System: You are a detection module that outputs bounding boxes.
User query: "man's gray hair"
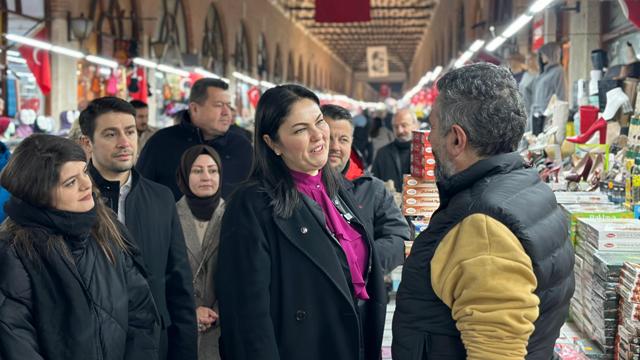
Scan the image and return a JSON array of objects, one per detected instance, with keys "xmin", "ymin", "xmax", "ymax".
[{"xmin": 435, "ymin": 62, "xmax": 526, "ymax": 157}]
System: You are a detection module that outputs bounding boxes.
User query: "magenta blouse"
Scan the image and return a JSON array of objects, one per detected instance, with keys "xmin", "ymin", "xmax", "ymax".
[{"xmin": 291, "ymin": 170, "xmax": 370, "ymax": 300}]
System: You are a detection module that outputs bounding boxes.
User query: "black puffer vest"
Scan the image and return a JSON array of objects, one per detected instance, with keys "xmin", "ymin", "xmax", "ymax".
[{"xmin": 392, "ymin": 152, "xmax": 575, "ymax": 360}]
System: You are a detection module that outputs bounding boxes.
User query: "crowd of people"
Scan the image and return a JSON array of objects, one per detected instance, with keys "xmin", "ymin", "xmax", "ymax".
[{"xmin": 0, "ymin": 63, "xmax": 573, "ymax": 360}]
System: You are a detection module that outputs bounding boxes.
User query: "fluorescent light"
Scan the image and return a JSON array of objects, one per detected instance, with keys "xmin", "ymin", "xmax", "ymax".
[
  {"xmin": 86, "ymin": 55, "xmax": 118, "ymax": 68},
  {"xmin": 530, "ymin": 0, "xmax": 555, "ymax": 14},
  {"xmin": 454, "ymin": 51, "xmax": 474, "ymax": 68},
  {"xmin": 157, "ymin": 64, "xmax": 190, "ymax": 77},
  {"xmin": 431, "ymin": 66, "xmax": 443, "ymax": 81},
  {"xmin": 469, "ymin": 39, "xmax": 486, "ymax": 52},
  {"xmin": 5, "ymin": 33, "xmax": 52, "ymax": 51},
  {"xmin": 486, "ymin": 36, "xmax": 508, "ymax": 52},
  {"xmin": 502, "ymin": 14, "xmax": 533, "ymax": 38},
  {"xmin": 221, "ymin": 77, "xmax": 230, "ymax": 84},
  {"xmin": 7, "ymin": 50, "xmax": 20, "ymax": 57},
  {"xmin": 194, "ymin": 67, "xmax": 220, "ymax": 79},
  {"xmin": 7, "ymin": 56, "xmax": 26, "ymax": 64},
  {"xmin": 133, "ymin": 57, "xmax": 158, "ymax": 69},
  {"xmin": 98, "ymin": 67, "xmax": 111, "ymax": 76},
  {"xmin": 155, "ymin": 72, "xmax": 164, "ymax": 79},
  {"xmin": 232, "ymin": 71, "xmax": 259, "ymax": 86},
  {"xmin": 260, "ymin": 80, "xmax": 276, "ymax": 88},
  {"xmin": 51, "ymin": 46, "xmax": 84, "ymax": 58}
]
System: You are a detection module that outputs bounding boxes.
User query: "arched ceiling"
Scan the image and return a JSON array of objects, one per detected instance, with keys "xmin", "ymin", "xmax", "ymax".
[{"xmin": 278, "ymin": 0, "xmax": 438, "ymax": 73}]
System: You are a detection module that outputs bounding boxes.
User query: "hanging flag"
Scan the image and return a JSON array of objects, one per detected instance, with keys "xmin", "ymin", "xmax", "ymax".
[
  {"xmin": 315, "ymin": 0, "xmax": 370, "ymax": 23},
  {"xmin": 618, "ymin": 0, "xmax": 640, "ymax": 28},
  {"xmin": 18, "ymin": 27, "xmax": 51, "ymax": 95},
  {"xmin": 247, "ymin": 86, "xmax": 261, "ymax": 108},
  {"xmin": 532, "ymin": 17, "xmax": 544, "ymax": 52}
]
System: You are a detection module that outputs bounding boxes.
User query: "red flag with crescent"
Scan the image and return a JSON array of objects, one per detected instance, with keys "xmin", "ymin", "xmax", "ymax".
[{"xmin": 18, "ymin": 28, "xmax": 51, "ymax": 95}]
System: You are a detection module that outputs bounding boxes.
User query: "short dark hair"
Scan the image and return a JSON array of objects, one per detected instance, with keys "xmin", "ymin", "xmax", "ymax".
[
  {"xmin": 320, "ymin": 104, "xmax": 353, "ymax": 124},
  {"xmin": 435, "ymin": 63, "xmax": 526, "ymax": 157},
  {"xmin": 79, "ymin": 97, "xmax": 136, "ymax": 140},
  {"xmin": 129, "ymin": 100, "xmax": 148, "ymax": 109},
  {"xmin": 189, "ymin": 78, "xmax": 229, "ymax": 105},
  {"xmin": 252, "ymin": 84, "xmax": 340, "ymax": 218}
]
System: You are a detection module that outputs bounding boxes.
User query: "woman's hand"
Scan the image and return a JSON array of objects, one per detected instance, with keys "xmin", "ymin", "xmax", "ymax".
[{"xmin": 196, "ymin": 306, "xmax": 219, "ymax": 332}]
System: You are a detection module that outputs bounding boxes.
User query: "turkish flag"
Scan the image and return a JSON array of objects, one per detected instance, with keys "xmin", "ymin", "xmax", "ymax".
[
  {"xmin": 315, "ymin": 0, "xmax": 370, "ymax": 23},
  {"xmin": 248, "ymin": 86, "xmax": 261, "ymax": 108},
  {"xmin": 18, "ymin": 28, "xmax": 51, "ymax": 95},
  {"xmin": 618, "ymin": 0, "xmax": 640, "ymax": 28}
]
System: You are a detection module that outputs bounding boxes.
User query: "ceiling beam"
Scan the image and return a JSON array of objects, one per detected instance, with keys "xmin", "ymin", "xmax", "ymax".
[
  {"xmin": 285, "ymin": 4, "xmax": 435, "ymax": 11},
  {"xmin": 296, "ymin": 15, "xmax": 430, "ymax": 21}
]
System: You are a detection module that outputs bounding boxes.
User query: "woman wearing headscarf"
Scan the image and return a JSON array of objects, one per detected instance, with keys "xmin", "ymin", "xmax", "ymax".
[
  {"xmin": 216, "ymin": 84, "xmax": 386, "ymax": 360},
  {"xmin": 175, "ymin": 144, "xmax": 225, "ymax": 360},
  {"xmin": 0, "ymin": 134, "xmax": 159, "ymax": 360}
]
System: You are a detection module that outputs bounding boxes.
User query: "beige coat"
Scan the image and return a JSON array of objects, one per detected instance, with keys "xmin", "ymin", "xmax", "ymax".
[{"xmin": 176, "ymin": 197, "xmax": 225, "ymax": 360}]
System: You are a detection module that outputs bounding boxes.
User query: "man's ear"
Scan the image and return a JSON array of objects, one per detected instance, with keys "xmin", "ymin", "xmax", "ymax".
[
  {"xmin": 79, "ymin": 135, "xmax": 93, "ymax": 155},
  {"xmin": 447, "ymin": 124, "xmax": 468, "ymax": 157},
  {"xmin": 262, "ymin": 134, "xmax": 281, "ymax": 156}
]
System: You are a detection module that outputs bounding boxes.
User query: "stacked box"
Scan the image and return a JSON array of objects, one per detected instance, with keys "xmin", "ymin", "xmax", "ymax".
[
  {"xmin": 560, "ymin": 204, "xmax": 633, "ymax": 247},
  {"xmin": 578, "ymin": 219, "xmax": 640, "ymax": 252},
  {"xmin": 555, "ymin": 191, "xmax": 612, "ymax": 205},
  {"xmin": 410, "ymin": 130, "xmax": 435, "ymax": 180},
  {"xmin": 402, "ymin": 175, "xmax": 439, "ymax": 218},
  {"xmin": 617, "ymin": 262, "xmax": 640, "ymax": 360},
  {"xmin": 402, "ymin": 175, "xmax": 439, "ymax": 256},
  {"xmin": 572, "ymin": 219, "xmax": 640, "ymax": 357}
]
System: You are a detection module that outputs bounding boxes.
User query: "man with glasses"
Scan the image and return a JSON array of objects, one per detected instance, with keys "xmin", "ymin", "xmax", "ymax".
[{"xmin": 138, "ymin": 78, "xmax": 252, "ymax": 200}]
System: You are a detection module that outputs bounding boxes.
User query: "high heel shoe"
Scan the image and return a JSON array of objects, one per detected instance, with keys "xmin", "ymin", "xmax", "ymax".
[
  {"xmin": 587, "ymin": 153, "xmax": 605, "ymax": 191},
  {"xmin": 540, "ymin": 165, "xmax": 561, "ymax": 183},
  {"xmin": 566, "ymin": 155, "xmax": 593, "ymax": 182},
  {"xmin": 566, "ymin": 118, "xmax": 608, "ymax": 144}
]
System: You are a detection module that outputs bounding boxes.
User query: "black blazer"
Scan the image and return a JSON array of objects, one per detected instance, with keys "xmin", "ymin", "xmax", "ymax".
[
  {"xmin": 91, "ymin": 166, "xmax": 197, "ymax": 360},
  {"xmin": 216, "ymin": 181, "xmax": 386, "ymax": 360}
]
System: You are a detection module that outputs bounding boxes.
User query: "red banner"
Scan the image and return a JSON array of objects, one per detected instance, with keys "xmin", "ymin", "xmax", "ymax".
[
  {"xmin": 532, "ymin": 18, "xmax": 544, "ymax": 52},
  {"xmin": 315, "ymin": 0, "xmax": 371, "ymax": 23},
  {"xmin": 619, "ymin": 0, "xmax": 640, "ymax": 28},
  {"xmin": 18, "ymin": 28, "xmax": 51, "ymax": 95}
]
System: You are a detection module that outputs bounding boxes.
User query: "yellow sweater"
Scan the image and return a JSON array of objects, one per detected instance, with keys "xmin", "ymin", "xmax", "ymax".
[{"xmin": 430, "ymin": 213, "xmax": 540, "ymax": 359}]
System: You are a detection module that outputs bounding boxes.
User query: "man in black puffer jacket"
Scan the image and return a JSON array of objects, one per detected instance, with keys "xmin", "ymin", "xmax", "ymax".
[{"xmin": 392, "ymin": 63, "xmax": 574, "ymax": 360}]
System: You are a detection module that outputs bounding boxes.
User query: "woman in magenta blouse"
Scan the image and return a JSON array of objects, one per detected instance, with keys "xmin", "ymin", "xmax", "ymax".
[{"xmin": 216, "ymin": 84, "xmax": 386, "ymax": 360}]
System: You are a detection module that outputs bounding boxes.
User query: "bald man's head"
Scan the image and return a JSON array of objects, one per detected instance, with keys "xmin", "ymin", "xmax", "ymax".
[{"xmin": 393, "ymin": 109, "xmax": 419, "ymax": 142}]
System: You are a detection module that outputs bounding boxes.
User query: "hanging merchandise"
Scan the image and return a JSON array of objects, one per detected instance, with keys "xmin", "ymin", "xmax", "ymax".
[
  {"xmin": 18, "ymin": 27, "xmax": 51, "ymax": 95},
  {"xmin": 128, "ymin": 66, "xmax": 148, "ymax": 103},
  {"xmin": 106, "ymin": 70, "xmax": 118, "ymax": 96},
  {"xmin": 6, "ymin": 77, "xmax": 18, "ymax": 118},
  {"xmin": 128, "ymin": 66, "xmax": 140, "ymax": 93}
]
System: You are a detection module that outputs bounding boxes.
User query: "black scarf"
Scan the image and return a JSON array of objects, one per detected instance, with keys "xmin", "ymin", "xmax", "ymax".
[
  {"xmin": 176, "ymin": 145, "xmax": 223, "ymax": 221},
  {"xmin": 4, "ymin": 196, "xmax": 101, "ymax": 360}
]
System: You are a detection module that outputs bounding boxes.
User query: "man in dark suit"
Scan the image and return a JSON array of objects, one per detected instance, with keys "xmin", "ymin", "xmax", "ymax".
[{"xmin": 79, "ymin": 97, "xmax": 197, "ymax": 360}]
